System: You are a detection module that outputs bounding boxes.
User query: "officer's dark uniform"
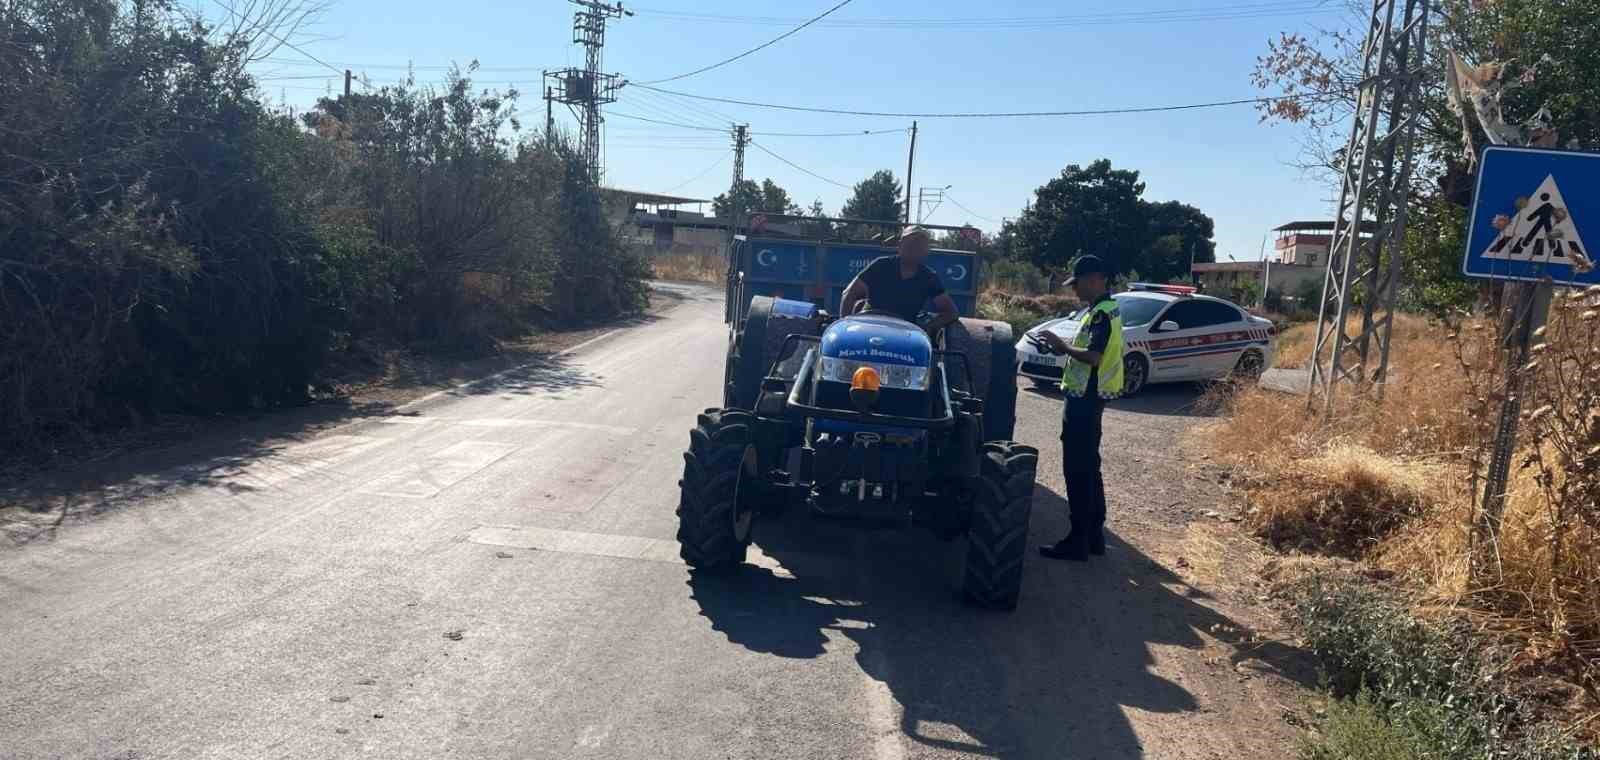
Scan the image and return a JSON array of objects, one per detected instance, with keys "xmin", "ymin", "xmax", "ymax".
[
  {"xmin": 1054, "ymin": 297, "xmax": 1112, "ymax": 558},
  {"xmin": 1039, "ymin": 256, "xmax": 1124, "ymax": 562}
]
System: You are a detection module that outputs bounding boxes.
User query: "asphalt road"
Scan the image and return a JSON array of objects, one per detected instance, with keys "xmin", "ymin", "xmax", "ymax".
[{"xmin": 0, "ymin": 283, "xmax": 1302, "ymax": 760}]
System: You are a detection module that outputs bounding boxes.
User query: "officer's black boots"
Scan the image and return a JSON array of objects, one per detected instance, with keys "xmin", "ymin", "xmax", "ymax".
[{"xmin": 1039, "ymin": 536, "xmax": 1089, "ymax": 562}]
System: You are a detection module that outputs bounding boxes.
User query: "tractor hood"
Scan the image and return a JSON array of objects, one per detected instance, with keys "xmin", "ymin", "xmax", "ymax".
[{"xmin": 820, "ymin": 314, "xmax": 932, "ymax": 367}]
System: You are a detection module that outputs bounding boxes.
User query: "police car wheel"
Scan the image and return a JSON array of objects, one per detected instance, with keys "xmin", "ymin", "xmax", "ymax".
[
  {"xmin": 1122, "ymin": 354, "xmax": 1149, "ymax": 397},
  {"xmin": 677, "ymin": 409, "xmax": 757, "ymax": 570},
  {"xmin": 962, "ymin": 441, "xmax": 1038, "ymax": 611},
  {"xmin": 1233, "ymin": 350, "xmax": 1265, "ymax": 380},
  {"xmin": 1030, "ymin": 378, "xmax": 1057, "ymax": 393}
]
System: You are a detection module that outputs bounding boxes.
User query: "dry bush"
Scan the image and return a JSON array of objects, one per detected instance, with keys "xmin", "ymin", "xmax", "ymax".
[
  {"xmin": 1274, "ymin": 323, "xmax": 1317, "ymax": 368},
  {"xmin": 1248, "ymin": 445, "xmax": 1442, "ymax": 557},
  {"xmin": 651, "ymin": 252, "xmax": 724, "ymax": 285},
  {"xmin": 1203, "ymin": 296, "xmax": 1600, "ymax": 726},
  {"xmin": 981, "ymin": 290, "xmax": 1080, "ymax": 316}
]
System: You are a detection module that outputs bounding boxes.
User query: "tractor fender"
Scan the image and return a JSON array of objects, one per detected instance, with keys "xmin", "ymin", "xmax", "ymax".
[
  {"xmin": 942, "ymin": 318, "xmax": 1018, "ymax": 442},
  {"xmin": 729, "ymin": 296, "xmax": 820, "ymax": 410}
]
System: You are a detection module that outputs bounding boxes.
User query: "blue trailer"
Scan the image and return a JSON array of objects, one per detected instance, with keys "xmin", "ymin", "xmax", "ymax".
[{"xmin": 724, "ymin": 235, "xmax": 979, "ymax": 327}]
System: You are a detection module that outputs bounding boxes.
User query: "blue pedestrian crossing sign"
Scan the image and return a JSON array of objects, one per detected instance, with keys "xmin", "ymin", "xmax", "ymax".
[{"xmin": 1463, "ymin": 145, "xmax": 1600, "ymax": 286}]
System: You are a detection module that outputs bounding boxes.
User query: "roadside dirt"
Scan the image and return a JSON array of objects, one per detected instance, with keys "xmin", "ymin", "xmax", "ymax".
[{"xmin": 1003, "ymin": 382, "xmax": 1324, "ymax": 757}]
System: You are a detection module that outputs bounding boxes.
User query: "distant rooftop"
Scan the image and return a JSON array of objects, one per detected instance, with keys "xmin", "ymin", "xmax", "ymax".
[
  {"xmin": 1193, "ymin": 260, "xmax": 1322, "ymax": 271},
  {"xmin": 601, "ymin": 187, "xmax": 709, "ymax": 206},
  {"xmin": 1192, "ymin": 261, "xmax": 1265, "ymax": 272},
  {"xmin": 1273, "ymin": 220, "xmax": 1380, "ymax": 233}
]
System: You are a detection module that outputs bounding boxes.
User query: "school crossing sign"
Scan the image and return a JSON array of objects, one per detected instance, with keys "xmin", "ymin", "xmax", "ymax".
[{"xmin": 1463, "ymin": 146, "xmax": 1600, "ymax": 286}]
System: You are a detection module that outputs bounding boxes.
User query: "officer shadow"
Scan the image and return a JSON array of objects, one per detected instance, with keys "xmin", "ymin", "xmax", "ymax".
[{"xmin": 685, "ymin": 486, "xmax": 1311, "ymax": 759}]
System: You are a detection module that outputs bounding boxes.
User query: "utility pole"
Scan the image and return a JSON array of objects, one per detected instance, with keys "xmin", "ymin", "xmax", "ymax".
[
  {"xmin": 916, "ymin": 185, "xmax": 950, "ymax": 224},
  {"xmin": 1257, "ymin": 234, "xmax": 1270, "ymax": 307},
  {"xmin": 343, "ymin": 69, "xmax": 352, "ymax": 98},
  {"xmin": 544, "ymin": 0, "xmax": 631, "ymax": 182},
  {"xmin": 1308, "ymin": 0, "xmax": 1431, "ymax": 412},
  {"xmin": 543, "ymin": 71, "xmax": 554, "ymax": 140},
  {"xmin": 902, "ymin": 121, "xmax": 918, "ymax": 226},
  {"xmin": 729, "ymin": 124, "xmax": 750, "ymax": 237}
]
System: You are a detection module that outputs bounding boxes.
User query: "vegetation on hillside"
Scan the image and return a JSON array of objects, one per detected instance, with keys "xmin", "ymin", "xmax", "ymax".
[{"xmin": 0, "ymin": 0, "xmax": 647, "ymax": 454}]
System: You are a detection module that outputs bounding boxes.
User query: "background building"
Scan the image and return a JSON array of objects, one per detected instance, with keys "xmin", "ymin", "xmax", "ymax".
[{"xmin": 1189, "ymin": 220, "xmax": 1374, "ymax": 310}]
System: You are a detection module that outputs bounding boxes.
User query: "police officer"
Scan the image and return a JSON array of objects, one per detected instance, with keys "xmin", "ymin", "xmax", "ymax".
[{"xmin": 1033, "ymin": 255, "xmax": 1124, "ymax": 561}]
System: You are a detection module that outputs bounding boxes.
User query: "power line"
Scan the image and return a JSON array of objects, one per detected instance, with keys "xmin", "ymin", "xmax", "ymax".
[
  {"xmin": 662, "ymin": 152, "xmax": 732, "ymax": 193},
  {"xmin": 630, "ymin": 83, "xmax": 1344, "ymax": 119},
  {"xmin": 627, "ymin": 88, "xmax": 736, "ymax": 129},
  {"xmin": 629, "ymin": 1, "xmax": 1334, "ymax": 29},
  {"xmin": 206, "ymin": 0, "xmax": 358, "ymax": 85},
  {"xmin": 759, "ymin": 126, "xmax": 908, "ymax": 138},
  {"xmin": 940, "ymin": 195, "xmax": 1000, "ymax": 224},
  {"xmin": 261, "ymin": 57, "xmax": 556, "ymax": 73},
  {"xmin": 605, "ymin": 145, "xmax": 729, "ymax": 152},
  {"xmin": 256, "ymin": 74, "xmax": 347, "ymax": 81},
  {"xmin": 749, "ymin": 141, "xmax": 850, "ymax": 189},
  {"xmin": 633, "ymin": 0, "xmax": 854, "ymax": 85},
  {"xmin": 608, "ymin": 111, "xmax": 905, "ymax": 138},
  {"xmin": 608, "ymin": 111, "xmax": 726, "ymax": 132}
]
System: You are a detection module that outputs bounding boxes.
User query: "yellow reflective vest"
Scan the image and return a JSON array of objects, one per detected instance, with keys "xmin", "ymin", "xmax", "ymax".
[{"xmin": 1060, "ymin": 298, "xmax": 1125, "ymax": 399}]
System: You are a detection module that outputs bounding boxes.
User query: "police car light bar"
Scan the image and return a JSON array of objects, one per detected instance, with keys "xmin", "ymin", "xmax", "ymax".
[{"xmin": 1127, "ymin": 282, "xmax": 1197, "ymax": 296}]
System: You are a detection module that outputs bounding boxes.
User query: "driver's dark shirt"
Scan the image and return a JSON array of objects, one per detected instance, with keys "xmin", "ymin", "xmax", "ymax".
[{"xmin": 858, "ymin": 255, "xmax": 945, "ymax": 322}]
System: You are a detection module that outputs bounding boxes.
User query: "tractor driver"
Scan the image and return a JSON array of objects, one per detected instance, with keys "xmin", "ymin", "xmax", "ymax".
[{"xmin": 839, "ymin": 226, "xmax": 960, "ymax": 337}]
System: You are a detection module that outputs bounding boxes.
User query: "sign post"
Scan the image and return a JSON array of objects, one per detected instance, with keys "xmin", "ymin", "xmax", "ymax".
[{"xmin": 1462, "ymin": 146, "xmax": 1600, "ymax": 573}]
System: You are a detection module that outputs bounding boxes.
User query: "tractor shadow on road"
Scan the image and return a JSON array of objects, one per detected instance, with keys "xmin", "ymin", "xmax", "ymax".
[{"xmin": 687, "ymin": 487, "xmax": 1313, "ymax": 759}]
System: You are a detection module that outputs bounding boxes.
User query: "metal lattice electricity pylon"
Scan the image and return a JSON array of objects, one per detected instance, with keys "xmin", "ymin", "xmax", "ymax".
[
  {"xmin": 1309, "ymin": 0, "xmax": 1431, "ymax": 413},
  {"xmin": 544, "ymin": 0, "xmax": 630, "ymax": 182}
]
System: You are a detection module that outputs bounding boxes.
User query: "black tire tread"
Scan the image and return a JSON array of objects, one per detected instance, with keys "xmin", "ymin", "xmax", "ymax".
[
  {"xmin": 963, "ymin": 440, "xmax": 1037, "ymax": 610},
  {"xmin": 1122, "ymin": 353, "xmax": 1149, "ymax": 397},
  {"xmin": 676, "ymin": 409, "xmax": 754, "ymax": 569}
]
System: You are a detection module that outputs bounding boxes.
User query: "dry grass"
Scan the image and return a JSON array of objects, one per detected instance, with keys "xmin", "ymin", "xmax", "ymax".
[
  {"xmin": 1200, "ymin": 302, "xmax": 1600, "ymax": 734},
  {"xmin": 1247, "ymin": 444, "xmax": 1443, "ymax": 557},
  {"xmin": 650, "ymin": 252, "xmax": 723, "ymax": 284},
  {"xmin": 1273, "ymin": 322, "xmax": 1316, "ymax": 368},
  {"xmin": 976, "ymin": 290, "xmax": 1081, "ymax": 338},
  {"xmin": 1271, "ymin": 314, "xmax": 1444, "ymax": 370}
]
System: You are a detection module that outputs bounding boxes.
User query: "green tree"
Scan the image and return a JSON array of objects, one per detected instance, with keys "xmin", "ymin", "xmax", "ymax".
[
  {"xmin": 1010, "ymin": 159, "xmax": 1149, "ymax": 274},
  {"xmin": 798, "ymin": 199, "xmax": 833, "ymax": 238},
  {"xmin": 713, "ymin": 177, "xmax": 800, "ymax": 220},
  {"xmin": 0, "ymin": 0, "xmax": 648, "ymax": 452},
  {"xmin": 1293, "ymin": 277, "xmax": 1324, "ymax": 314},
  {"xmin": 841, "ymin": 169, "xmax": 904, "ymax": 223},
  {"xmin": 1140, "ymin": 200, "xmax": 1216, "ymax": 280}
]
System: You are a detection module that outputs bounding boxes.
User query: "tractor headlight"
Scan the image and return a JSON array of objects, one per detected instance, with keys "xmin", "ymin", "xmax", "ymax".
[{"xmin": 820, "ymin": 357, "xmax": 929, "ymax": 390}]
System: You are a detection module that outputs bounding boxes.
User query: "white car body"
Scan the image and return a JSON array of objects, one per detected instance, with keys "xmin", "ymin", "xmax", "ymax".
[{"xmin": 1013, "ymin": 287, "xmax": 1277, "ymax": 395}]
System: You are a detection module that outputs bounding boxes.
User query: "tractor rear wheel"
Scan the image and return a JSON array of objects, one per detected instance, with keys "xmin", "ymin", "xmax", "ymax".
[
  {"xmin": 677, "ymin": 409, "xmax": 758, "ymax": 570},
  {"xmin": 962, "ymin": 441, "xmax": 1038, "ymax": 611}
]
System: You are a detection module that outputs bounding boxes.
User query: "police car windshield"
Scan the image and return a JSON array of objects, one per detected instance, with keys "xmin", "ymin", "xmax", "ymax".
[{"xmin": 1113, "ymin": 294, "xmax": 1167, "ymax": 328}]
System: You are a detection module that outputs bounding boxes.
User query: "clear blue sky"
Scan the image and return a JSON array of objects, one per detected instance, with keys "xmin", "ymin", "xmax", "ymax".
[{"xmin": 250, "ymin": 0, "xmax": 1345, "ymax": 260}]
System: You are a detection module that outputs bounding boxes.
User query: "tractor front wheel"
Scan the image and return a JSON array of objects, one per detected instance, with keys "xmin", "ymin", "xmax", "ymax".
[
  {"xmin": 961, "ymin": 441, "xmax": 1038, "ymax": 611},
  {"xmin": 677, "ymin": 409, "xmax": 758, "ymax": 570}
]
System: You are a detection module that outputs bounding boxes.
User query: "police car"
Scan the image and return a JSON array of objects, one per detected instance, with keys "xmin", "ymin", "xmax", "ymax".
[{"xmin": 1014, "ymin": 283, "xmax": 1277, "ymax": 395}]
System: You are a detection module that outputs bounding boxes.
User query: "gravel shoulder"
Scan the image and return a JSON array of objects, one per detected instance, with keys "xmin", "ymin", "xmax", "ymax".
[{"xmin": 1007, "ymin": 381, "xmax": 1321, "ymax": 758}]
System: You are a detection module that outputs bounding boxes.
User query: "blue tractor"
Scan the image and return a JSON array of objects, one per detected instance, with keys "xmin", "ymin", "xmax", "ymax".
[{"xmin": 676, "ymin": 235, "xmax": 1037, "ymax": 610}]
